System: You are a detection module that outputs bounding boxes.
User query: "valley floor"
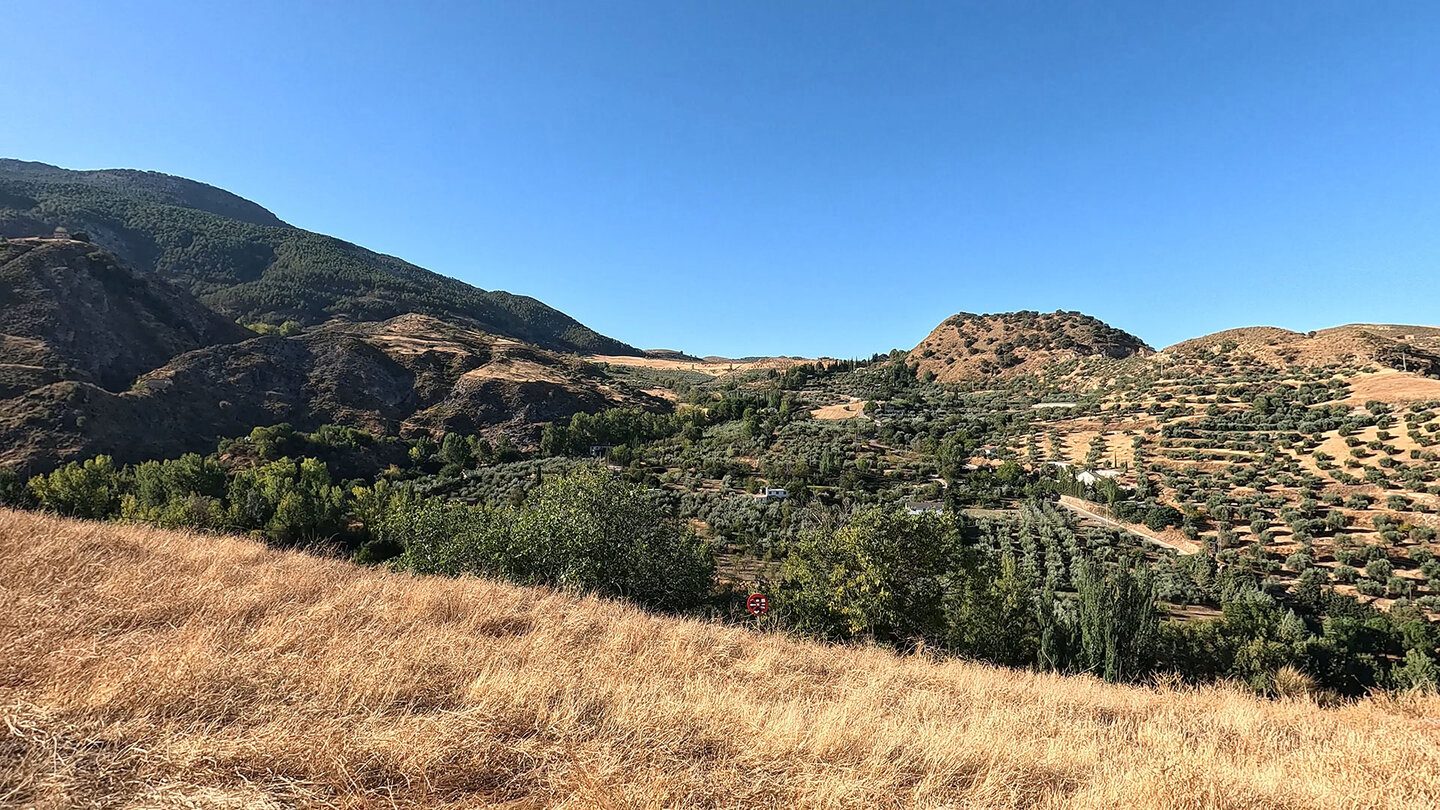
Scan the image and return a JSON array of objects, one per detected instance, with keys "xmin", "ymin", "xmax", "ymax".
[{"xmin": 3, "ymin": 509, "xmax": 1440, "ymax": 809}]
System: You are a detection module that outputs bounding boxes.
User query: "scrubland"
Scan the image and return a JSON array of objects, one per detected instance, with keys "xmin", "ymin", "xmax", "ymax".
[{"xmin": 3, "ymin": 508, "xmax": 1439, "ymax": 809}]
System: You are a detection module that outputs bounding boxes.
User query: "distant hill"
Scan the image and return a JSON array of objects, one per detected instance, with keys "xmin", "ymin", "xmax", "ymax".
[
  {"xmin": 1163, "ymin": 323, "xmax": 1440, "ymax": 376},
  {"xmin": 0, "ymin": 159, "xmax": 639, "ymax": 356},
  {"xmin": 909, "ymin": 310, "xmax": 1152, "ymax": 382},
  {"xmin": 642, "ymin": 349, "xmax": 703, "ymax": 362}
]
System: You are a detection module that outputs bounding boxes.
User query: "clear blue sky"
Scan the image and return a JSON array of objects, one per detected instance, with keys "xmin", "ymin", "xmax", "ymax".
[{"xmin": 6, "ymin": 2, "xmax": 1439, "ymax": 356}]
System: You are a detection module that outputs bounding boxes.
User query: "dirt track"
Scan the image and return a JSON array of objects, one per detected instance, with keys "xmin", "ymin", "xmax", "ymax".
[{"xmin": 1057, "ymin": 496, "xmax": 1201, "ymax": 555}]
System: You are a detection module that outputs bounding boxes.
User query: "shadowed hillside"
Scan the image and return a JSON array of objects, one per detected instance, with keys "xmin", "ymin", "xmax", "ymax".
[
  {"xmin": 0, "ymin": 313, "xmax": 663, "ymax": 473},
  {"xmin": 0, "ymin": 159, "xmax": 639, "ymax": 356},
  {"xmin": 3, "ymin": 509, "xmax": 1438, "ymax": 809},
  {"xmin": 0, "ymin": 237, "xmax": 252, "ymax": 394}
]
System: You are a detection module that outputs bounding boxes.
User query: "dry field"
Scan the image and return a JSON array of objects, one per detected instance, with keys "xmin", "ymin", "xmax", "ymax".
[
  {"xmin": 1342, "ymin": 370, "xmax": 1440, "ymax": 406},
  {"xmin": 588, "ymin": 354, "xmax": 808, "ymax": 377},
  {"xmin": 810, "ymin": 397, "xmax": 867, "ymax": 420},
  {"xmin": 4, "ymin": 509, "xmax": 1440, "ymax": 809}
]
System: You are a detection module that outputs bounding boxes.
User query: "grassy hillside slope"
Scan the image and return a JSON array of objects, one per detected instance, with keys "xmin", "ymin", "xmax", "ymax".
[
  {"xmin": 0, "ymin": 159, "xmax": 639, "ymax": 356},
  {"xmin": 3, "ymin": 510, "xmax": 1439, "ymax": 808}
]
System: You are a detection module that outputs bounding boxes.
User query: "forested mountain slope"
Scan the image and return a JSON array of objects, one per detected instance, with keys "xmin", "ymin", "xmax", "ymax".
[{"xmin": 0, "ymin": 159, "xmax": 638, "ymax": 356}]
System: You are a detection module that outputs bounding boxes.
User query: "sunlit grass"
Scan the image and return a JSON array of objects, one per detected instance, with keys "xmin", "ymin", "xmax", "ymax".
[{"xmin": 3, "ymin": 508, "xmax": 1439, "ymax": 808}]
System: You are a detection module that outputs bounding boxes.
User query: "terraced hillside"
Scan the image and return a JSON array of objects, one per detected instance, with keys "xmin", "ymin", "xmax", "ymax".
[
  {"xmin": 1014, "ymin": 334, "xmax": 1440, "ymax": 614},
  {"xmin": 1164, "ymin": 324, "xmax": 1440, "ymax": 377}
]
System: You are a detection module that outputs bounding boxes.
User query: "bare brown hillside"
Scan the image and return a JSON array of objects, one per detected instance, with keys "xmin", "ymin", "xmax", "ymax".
[
  {"xmin": 909, "ymin": 311, "xmax": 1152, "ymax": 382},
  {"xmin": 1163, "ymin": 323, "xmax": 1440, "ymax": 375},
  {"xmin": 0, "ymin": 237, "xmax": 252, "ymax": 394},
  {"xmin": 3, "ymin": 509, "xmax": 1439, "ymax": 808},
  {"xmin": 0, "ymin": 314, "xmax": 665, "ymax": 472}
]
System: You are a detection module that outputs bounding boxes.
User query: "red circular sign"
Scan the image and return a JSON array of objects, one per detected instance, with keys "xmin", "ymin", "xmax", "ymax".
[{"xmin": 747, "ymin": 593, "xmax": 769, "ymax": 616}]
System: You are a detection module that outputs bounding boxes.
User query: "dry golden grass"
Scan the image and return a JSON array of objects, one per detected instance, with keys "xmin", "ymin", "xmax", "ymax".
[
  {"xmin": 810, "ymin": 398, "xmax": 867, "ymax": 420},
  {"xmin": 1342, "ymin": 370, "xmax": 1440, "ymax": 406},
  {"xmin": 4, "ymin": 509, "xmax": 1440, "ymax": 809}
]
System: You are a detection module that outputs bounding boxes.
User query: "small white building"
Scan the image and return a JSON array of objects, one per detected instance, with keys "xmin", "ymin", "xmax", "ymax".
[
  {"xmin": 754, "ymin": 487, "xmax": 789, "ymax": 502},
  {"xmin": 906, "ymin": 501, "xmax": 945, "ymax": 515},
  {"xmin": 1076, "ymin": 469, "xmax": 1123, "ymax": 486}
]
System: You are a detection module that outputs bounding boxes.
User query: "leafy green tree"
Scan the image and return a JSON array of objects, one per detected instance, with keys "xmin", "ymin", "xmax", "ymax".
[
  {"xmin": 945, "ymin": 553, "xmax": 1042, "ymax": 667},
  {"xmin": 0, "ymin": 467, "xmax": 37, "ymax": 509},
  {"xmin": 781, "ymin": 507, "xmax": 961, "ymax": 642},
  {"xmin": 388, "ymin": 496, "xmax": 513, "ymax": 577},
  {"xmin": 439, "ymin": 432, "xmax": 474, "ymax": 472},
  {"xmin": 1365, "ymin": 558, "xmax": 1394, "ymax": 581},
  {"xmin": 1393, "ymin": 648, "xmax": 1439, "ymax": 692},
  {"xmin": 226, "ymin": 457, "xmax": 346, "ymax": 543},
  {"xmin": 29, "ymin": 456, "xmax": 124, "ymax": 519},
  {"xmin": 510, "ymin": 468, "xmax": 713, "ymax": 610}
]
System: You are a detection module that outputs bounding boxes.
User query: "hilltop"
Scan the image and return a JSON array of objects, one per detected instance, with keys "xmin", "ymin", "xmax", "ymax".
[
  {"xmin": 1164, "ymin": 323, "xmax": 1440, "ymax": 376},
  {"xmin": 0, "ymin": 159, "xmax": 638, "ymax": 356},
  {"xmin": 908, "ymin": 310, "xmax": 1153, "ymax": 382},
  {"xmin": 4, "ymin": 508, "xmax": 1438, "ymax": 809}
]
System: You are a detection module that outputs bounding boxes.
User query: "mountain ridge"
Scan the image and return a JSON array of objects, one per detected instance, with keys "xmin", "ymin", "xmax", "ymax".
[{"xmin": 0, "ymin": 159, "xmax": 639, "ymax": 356}]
